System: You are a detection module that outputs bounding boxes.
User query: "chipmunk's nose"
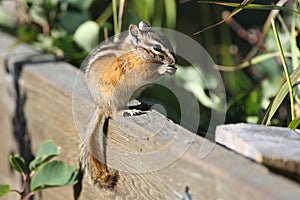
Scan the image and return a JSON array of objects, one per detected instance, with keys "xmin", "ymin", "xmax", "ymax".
[
  {"xmin": 167, "ymin": 52, "xmax": 177, "ymax": 75},
  {"xmin": 171, "ymin": 52, "xmax": 177, "ymax": 65}
]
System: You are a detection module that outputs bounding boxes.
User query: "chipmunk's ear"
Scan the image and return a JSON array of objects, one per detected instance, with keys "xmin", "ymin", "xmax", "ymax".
[
  {"xmin": 129, "ymin": 21, "xmax": 150, "ymax": 43},
  {"xmin": 138, "ymin": 21, "xmax": 150, "ymax": 30},
  {"xmin": 129, "ymin": 24, "xmax": 141, "ymax": 43}
]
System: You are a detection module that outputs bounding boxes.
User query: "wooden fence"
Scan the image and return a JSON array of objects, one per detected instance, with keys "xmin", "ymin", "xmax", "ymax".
[{"xmin": 1, "ymin": 31, "xmax": 300, "ymax": 199}]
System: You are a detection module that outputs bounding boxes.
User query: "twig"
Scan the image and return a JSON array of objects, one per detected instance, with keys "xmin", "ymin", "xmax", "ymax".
[
  {"xmin": 104, "ymin": 27, "xmax": 108, "ymax": 42},
  {"xmin": 243, "ymin": 0, "xmax": 288, "ymax": 61},
  {"xmin": 222, "ymin": 11, "xmax": 265, "ymax": 51},
  {"xmin": 194, "ymin": 0, "xmax": 255, "ymax": 35}
]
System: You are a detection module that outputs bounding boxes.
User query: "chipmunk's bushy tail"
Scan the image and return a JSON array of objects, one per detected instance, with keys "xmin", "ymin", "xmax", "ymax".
[{"xmin": 79, "ymin": 109, "xmax": 119, "ymax": 189}]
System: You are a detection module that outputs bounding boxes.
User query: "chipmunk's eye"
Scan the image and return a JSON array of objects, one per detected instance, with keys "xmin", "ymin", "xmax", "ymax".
[{"xmin": 152, "ymin": 44, "xmax": 162, "ymax": 53}]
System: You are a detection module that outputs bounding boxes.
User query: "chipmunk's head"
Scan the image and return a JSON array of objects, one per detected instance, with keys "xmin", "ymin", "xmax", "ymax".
[{"xmin": 129, "ymin": 21, "xmax": 177, "ymax": 75}]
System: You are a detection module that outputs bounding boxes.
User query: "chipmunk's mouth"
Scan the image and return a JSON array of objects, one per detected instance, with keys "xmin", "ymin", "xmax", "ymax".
[
  {"xmin": 166, "ymin": 65, "xmax": 177, "ymax": 75},
  {"xmin": 158, "ymin": 64, "xmax": 177, "ymax": 75}
]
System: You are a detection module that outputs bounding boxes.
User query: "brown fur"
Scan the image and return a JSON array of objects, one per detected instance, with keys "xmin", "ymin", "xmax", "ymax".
[
  {"xmin": 80, "ymin": 21, "xmax": 176, "ymax": 190},
  {"xmin": 89, "ymin": 154, "xmax": 119, "ymax": 189}
]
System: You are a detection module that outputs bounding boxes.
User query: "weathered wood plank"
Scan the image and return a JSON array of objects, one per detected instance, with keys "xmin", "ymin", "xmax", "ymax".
[
  {"xmin": 216, "ymin": 123, "xmax": 300, "ymax": 181},
  {"xmin": 1, "ymin": 31, "xmax": 300, "ymax": 200},
  {"xmin": 0, "ymin": 47, "xmax": 20, "ymax": 200}
]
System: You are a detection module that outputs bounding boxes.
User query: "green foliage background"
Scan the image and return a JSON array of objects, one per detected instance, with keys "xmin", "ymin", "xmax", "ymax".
[{"xmin": 1, "ymin": 0, "xmax": 300, "ymax": 132}]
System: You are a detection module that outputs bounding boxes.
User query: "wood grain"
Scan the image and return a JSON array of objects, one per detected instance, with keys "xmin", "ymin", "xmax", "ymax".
[
  {"xmin": 216, "ymin": 123, "xmax": 300, "ymax": 181},
  {"xmin": 1, "ymin": 31, "xmax": 300, "ymax": 200}
]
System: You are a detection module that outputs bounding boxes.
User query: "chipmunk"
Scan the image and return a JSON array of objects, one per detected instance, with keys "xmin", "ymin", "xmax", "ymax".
[{"xmin": 79, "ymin": 21, "xmax": 177, "ymax": 189}]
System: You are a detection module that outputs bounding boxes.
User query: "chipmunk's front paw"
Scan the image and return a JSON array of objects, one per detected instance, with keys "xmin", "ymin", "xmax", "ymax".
[
  {"xmin": 116, "ymin": 102, "xmax": 152, "ymax": 117},
  {"xmin": 128, "ymin": 102, "xmax": 152, "ymax": 111},
  {"xmin": 122, "ymin": 109, "xmax": 146, "ymax": 117}
]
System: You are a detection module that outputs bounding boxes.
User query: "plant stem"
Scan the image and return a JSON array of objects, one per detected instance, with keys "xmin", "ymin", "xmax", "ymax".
[
  {"xmin": 118, "ymin": 0, "xmax": 125, "ymax": 33},
  {"xmin": 216, "ymin": 52, "xmax": 293, "ymax": 71},
  {"xmin": 8, "ymin": 173, "xmax": 30, "ymax": 200},
  {"xmin": 271, "ymin": 18, "xmax": 295, "ymax": 121},
  {"xmin": 24, "ymin": 192, "xmax": 35, "ymax": 200},
  {"xmin": 10, "ymin": 189, "xmax": 22, "ymax": 195},
  {"xmin": 95, "ymin": 3, "xmax": 112, "ymax": 26},
  {"xmin": 21, "ymin": 173, "xmax": 28, "ymax": 193},
  {"xmin": 112, "ymin": 0, "xmax": 118, "ymax": 41}
]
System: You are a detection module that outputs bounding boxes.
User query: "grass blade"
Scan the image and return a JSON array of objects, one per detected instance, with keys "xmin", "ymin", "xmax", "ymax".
[
  {"xmin": 270, "ymin": 19, "xmax": 294, "ymax": 122},
  {"xmin": 199, "ymin": 1, "xmax": 300, "ymax": 15},
  {"xmin": 261, "ymin": 65, "xmax": 300, "ymax": 125},
  {"xmin": 288, "ymin": 118, "xmax": 300, "ymax": 130},
  {"xmin": 163, "ymin": 0, "xmax": 176, "ymax": 28}
]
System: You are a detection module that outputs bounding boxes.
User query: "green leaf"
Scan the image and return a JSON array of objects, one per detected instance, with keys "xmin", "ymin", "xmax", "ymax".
[
  {"xmin": 53, "ymin": 36, "xmax": 87, "ymax": 64},
  {"xmin": 30, "ymin": 161, "xmax": 78, "ymax": 192},
  {"xmin": 175, "ymin": 66, "xmax": 223, "ymax": 110},
  {"xmin": 16, "ymin": 24, "xmax": 39, "ymax": 43},
  {"xmin": 68, "ymin": 0, "xmax": 95, "ymax": 11},
  {"xmin": 262, "ymin": 66, "xmax": 300, "ymax": 125},
  {"xmin": 58, "ymin": 11, "xmax": 91, "ymax": 33},
  {"xmin": 288, "ymin": 118, "xmax": 300, "ymax": 130},
  {"xmin": 73, "ymin": 20, "xmax": 99, "ymax": 52},
  {"xmin": 9, "ymin": 155, "xmax": 26, "ymax": 173},
  {"xmin": 29, "ymin": 141, "xmax": 61, "ymax": 171},
  {"xmin": 0, "ymin": 184, "xmax": 10, "ymax": 197},
  {"xmin": 245, "ymin": 90, "xmax": 261, "ymax": 116}
]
